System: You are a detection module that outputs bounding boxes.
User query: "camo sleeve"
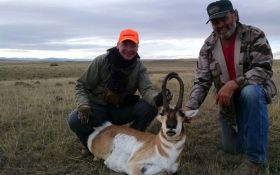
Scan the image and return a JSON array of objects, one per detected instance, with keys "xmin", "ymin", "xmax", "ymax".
[
  {"xmin": 235, "ymin": 27, "xmax": 273, "ymax": 87},
  {"xmin": 186, "ymin": 43, "xmax": 213, "ymax": 109}
]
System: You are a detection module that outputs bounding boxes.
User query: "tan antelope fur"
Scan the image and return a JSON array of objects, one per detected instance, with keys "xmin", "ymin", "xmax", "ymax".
[{"xmin": 87, "ymin": 72, "xmax": 189, "ymax": 175}]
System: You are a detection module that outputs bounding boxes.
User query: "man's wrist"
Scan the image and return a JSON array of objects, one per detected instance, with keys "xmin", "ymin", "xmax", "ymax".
[{"xmin": 234, "ymin": 76, "xmax": 245, "ymax": 87}]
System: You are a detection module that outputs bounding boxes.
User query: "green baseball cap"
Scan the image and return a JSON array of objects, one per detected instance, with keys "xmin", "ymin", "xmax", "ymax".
[{"xmin": 206, "ymin": 0, "xmax": 234, "ymax": 24}]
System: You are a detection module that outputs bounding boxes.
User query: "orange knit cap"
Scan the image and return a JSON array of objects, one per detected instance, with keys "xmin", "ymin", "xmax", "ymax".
[{"xmin": 118, "ymin": 28, "xmax": 139, "ymax": 44}]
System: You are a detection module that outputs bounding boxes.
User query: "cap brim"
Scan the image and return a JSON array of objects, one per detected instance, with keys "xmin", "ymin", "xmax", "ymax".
[
  {"xmin": 119, "ymin": 38, "xmax": 138, "ymax": 44},
  {"xmin": 206, "ymin": 10, "xmax": 230, "ymax": 24}
]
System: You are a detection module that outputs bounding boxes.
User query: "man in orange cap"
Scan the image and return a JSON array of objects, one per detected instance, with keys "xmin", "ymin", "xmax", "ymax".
[{"xmin": 68, "ymin": 28, "xmax": 168, "ymax": 156}]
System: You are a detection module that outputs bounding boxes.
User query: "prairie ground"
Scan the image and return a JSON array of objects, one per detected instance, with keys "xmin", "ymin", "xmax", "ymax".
[{"xmin": 0, "ymin": 60, "xmax": 279, "ymax": 175}]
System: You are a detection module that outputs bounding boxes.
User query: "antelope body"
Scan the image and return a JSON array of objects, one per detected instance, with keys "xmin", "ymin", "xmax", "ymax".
[{"xmin": 87, "ymin": 72, "xmax": 186, "ymax": 175}]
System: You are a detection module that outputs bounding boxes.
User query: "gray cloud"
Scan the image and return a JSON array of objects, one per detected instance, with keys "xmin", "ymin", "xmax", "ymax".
[{"xmin": 0, "ymin": 0, "xmax": 279, "ymax": 56}]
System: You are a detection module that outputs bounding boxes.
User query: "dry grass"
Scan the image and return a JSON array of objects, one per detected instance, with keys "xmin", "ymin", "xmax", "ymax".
[{"xmin": 0, "ymin": 60, "xmax": 279, "ymax": 175}]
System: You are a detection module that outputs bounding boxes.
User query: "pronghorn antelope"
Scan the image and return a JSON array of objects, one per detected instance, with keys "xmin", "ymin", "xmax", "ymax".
[{"xmin": 87, "ymin": 72, "xmax": 192, "ymax": 175}]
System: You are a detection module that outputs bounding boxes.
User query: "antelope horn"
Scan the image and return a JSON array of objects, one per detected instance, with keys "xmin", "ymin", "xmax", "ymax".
[
  {"xmin": 162, "ymin": 72, "xmax": 176, "ymax": 111},
  {"xmin": 173, "ymin": 74, "xmax": 184, "ymax": 111}
]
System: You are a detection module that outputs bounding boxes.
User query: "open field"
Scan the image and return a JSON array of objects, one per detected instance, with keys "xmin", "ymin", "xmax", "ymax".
[{"xmin": 0, "ymin": 60, "xmax": 279, "ymax": 175}]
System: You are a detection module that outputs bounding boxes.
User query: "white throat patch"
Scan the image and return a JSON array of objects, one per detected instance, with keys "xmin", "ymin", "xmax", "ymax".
[{"xmin": 104, "ymin": 134, "xmax": 143, "ymax": 174}]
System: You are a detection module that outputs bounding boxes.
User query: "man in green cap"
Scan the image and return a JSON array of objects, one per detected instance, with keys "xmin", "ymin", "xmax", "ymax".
[{"xmin": 183, "ymin": 0, "xmax": 276, "ymax": 174}]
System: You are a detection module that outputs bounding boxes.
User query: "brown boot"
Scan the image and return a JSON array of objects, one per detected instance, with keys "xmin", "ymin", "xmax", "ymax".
[{"xmin": 232, "ymin": 160, "xmax": 262, "ymax": 175}]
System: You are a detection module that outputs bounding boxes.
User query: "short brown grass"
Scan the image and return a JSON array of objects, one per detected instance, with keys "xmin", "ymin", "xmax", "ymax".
[{"xmin": 0, "ymin": 60, "xmax": 279, "ymax": 175}]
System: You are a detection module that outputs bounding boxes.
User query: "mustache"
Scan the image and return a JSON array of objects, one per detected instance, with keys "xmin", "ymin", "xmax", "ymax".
[{"xmin": 216, "ymin": 22, "xmax": 237, "ymax": 39}]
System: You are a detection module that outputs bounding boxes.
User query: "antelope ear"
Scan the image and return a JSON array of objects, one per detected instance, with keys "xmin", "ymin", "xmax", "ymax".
[
  {"xmin": 156, "ymin": 108, "xmax": 165, "ymax": 122},
  {"xmin": 156, "ymin": 114, "xmax": 163, "ymax": 122}
]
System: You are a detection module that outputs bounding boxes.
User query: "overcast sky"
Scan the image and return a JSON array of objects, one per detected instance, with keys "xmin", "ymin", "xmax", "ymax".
[{"xmin": 1, "ymin": 0, "xmax": 280, "ymax": 59}]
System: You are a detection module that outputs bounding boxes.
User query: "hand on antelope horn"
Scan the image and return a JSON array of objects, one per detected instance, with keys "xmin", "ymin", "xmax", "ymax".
[
  {"xmin": 181, "ymin": 106, "xmax": 199, "ymax": 123},
  {"xmin": 154, "ymin": 89, "xmax": 173, "ymax": 107}
]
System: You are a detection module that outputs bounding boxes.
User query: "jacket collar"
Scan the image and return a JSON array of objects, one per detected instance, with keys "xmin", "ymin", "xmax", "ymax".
[{"xmin": 106, "ymin": 47, "xmax": 139, "ymax": 70}]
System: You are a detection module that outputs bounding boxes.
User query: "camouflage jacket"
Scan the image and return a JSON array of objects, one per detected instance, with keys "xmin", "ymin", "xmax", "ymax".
[
  {"xmin": 75, "ymin": 49, "xmax": 158, "ymax": 107},
  {"xmin": 186, "ymin": 22, "xmax": 277, "ymax": 109}
]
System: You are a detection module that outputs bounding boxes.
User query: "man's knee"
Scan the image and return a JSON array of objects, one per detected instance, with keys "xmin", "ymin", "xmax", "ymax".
[
  {"xmin": 130, "ymin": 100, "xmax": 158, "ymax": 131},
  {"xmin": 240, "ymin": 85, "xmax": 264, "ymax": 102},
  {"xmin": 146, "ymin": 104, "xmax": 158, "ymax": 118},
  {"xmin": 135, "ymin": 100, "xmax": 158, "ymax": 118},
  {"xmin": 68, "ymin": 110, "xmax": 80, "ymax": 131}
]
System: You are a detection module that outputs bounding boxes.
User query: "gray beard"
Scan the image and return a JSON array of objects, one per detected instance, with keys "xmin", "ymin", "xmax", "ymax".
[{"xmin": 217, "ymin": 22, "xmax": 237, "ymax": 40}]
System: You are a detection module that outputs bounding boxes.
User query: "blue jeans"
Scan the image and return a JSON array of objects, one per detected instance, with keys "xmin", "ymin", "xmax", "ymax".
[
  {"xmin": 68, "ymin": 99, "xmax": 158, "ymax": 147},
  {"xmin": 219, "ymin": 85, "xmax": 269, "ymax": 164}
]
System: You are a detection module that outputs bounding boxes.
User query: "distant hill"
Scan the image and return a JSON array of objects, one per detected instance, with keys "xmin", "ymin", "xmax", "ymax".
[
  {"xmin": 0, "ymin": 57, "xmax": 90, "ymax": 62},
  {"xmin": 1, "ymin": 55, "xmax": 278, "ymax": 62},
  {"xmin": 0, "ymin": 57, "xmax": 197, "ymax": 62}
]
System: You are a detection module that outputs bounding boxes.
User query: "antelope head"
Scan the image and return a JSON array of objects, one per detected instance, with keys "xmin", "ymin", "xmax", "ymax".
[{"xmin": 158, "ymin": 72, "xmax": 185, "ymax": 140}]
